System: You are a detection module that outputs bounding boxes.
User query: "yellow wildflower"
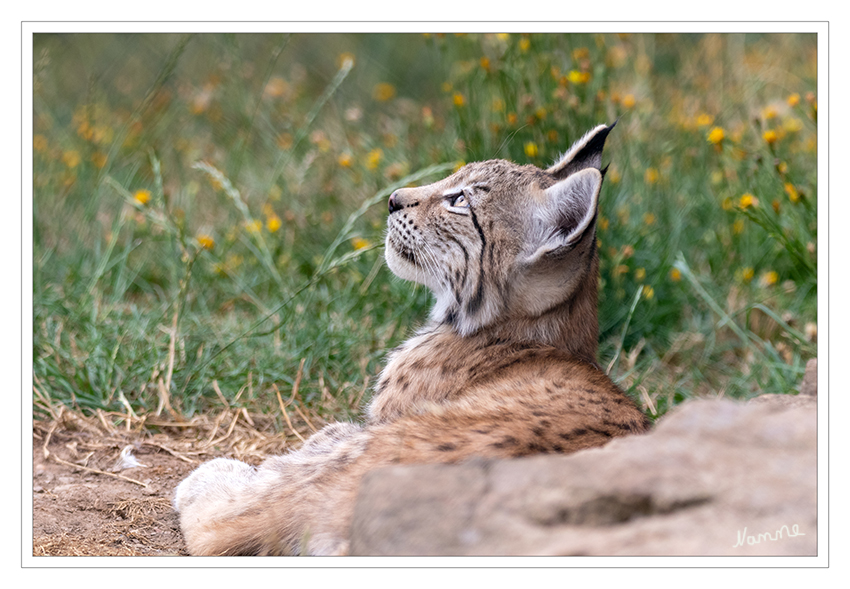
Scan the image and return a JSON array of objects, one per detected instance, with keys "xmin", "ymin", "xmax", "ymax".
[
  {"xmin": 643, "ymin": 212, "xmax": 656, "ymax": 226},
  {"xmin": 644, "ymin": 168, "xmax": 659, "ymax": 185},
  {"xmin": 762, "ymin": 106, "xmax": 778, "ymax": 120},
  {"xmin": 351, "ymin": 237, "xmax": 370, "ymax": 251},
  {"xmin": 266, "ymin": 214, "xmax": 282, "ymax": 233},
  {"xmin": 480, "ymin": 57, "xmax": 491, "ymax": 72},
  {"xmin": 741, "ymin": 267, "xmax": 754, "ymax": 283},
  {"xmin": 707, "ymin": 126, "xmax": 725, "ymax": 144},
  {"xmin": 133, "ymin": 189, "xmax": 151, "ymax": 205},
  {"xmin": 76, "ymin": 120, "xmax": 93, "ymax": 141},
  {"xmin": 197, "ymin": 234, "xmax": 215, "ymax": 250},
  {"xmin": 519, "ymin": 38, "xmax": 530, "ymax": 52},
  {"xmin": 642, "ymin": 285, "xmax": 655, "ymax": 299},
  {"xmin": 373, "ymin": 83, "xmax": 396, "ymax": 102},
  {"xmin": 772, "ymin": 200, "xmax": 781, "ymax": 213},
  {"xmin": 787, "ymin": 93, "xmax": 800, "ymax": 107},
  {"xmin": 669, "ymin": 268, "xmax": 682, "ymax": 282},
  {"xmin": 722, "ymin": 197, "xmax": 734, "ymax": 211},
  {"xmin": 452, "ymin": 93, "xmax": 465, "ymax": 107},
  {"xmin": 366, "ymin": 148, "xmax": 383, "ymax": 171},
  {"xmin": 732, "ymin": 219, "xmax": 745, "ymax": 234},
  {"xmin": 507, "ymin": 112, "xmax": 518, "ymax": 126},
  {"xmin": 524, "ymin": 142, "xmax": 539, "ymax": 158},
  {"xmin": 621, "ymin": 94, "xmax": 636, "ymax": 109},
  {"xmin": 739, "ymin": 193, "xmax": 758, "ymax": 209},
  {"xmin": 635, "ymin": 267, "xmax": 646, "ymax": 281},
  {"xmin": 567, "ymin": 70, "xmax": 590, "ymax": 84},
  {"xmin": 491, "ymin": 98, "xmax": 505, "ymax": 112},
  {"xmin": 496, "ymin": 33, "xmax": 510, "ymax": 41},
  {"xmin": 763, "ymin": 130, "xmax": 778, "ymax": 145},
  {"xmin": 760, "ymin": 270, "xmax": 779, "ymax": 287},
  {"xmin": 784, "ymin": 183, "xmax": 800, "ymax": 203},
  {"xmin": 62, "ymin": 150, "xmax": 81, "ymax": 168},
  {"xmin": 614, "ymin": 264, "xmax": 629, "ymax": 276},
  {"xmin": 608, "ymin": 168, "xmax": 621, "ymax": 184},
  {"xmin": 598, "ymin": 216, "xmax": 609, "ymax": 231},
  {"xmin": 338, "ymin": 153, "xmax": 353, "ymax": 168},
  {"xmin": 696, "ymin": 113, "xmax": 713, "ymax": 127},
  {"xmin": 245, "ymin": 219, "xmax": 262, "ymax": 233}
]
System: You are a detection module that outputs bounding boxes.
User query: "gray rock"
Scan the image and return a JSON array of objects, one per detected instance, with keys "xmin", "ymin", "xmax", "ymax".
[
  {"xmin": 749, "ymin": 393, "xmax": 816, "ymax": 409},
  {"xmin": 800, "ymin": 358, "xmax": 818, "ymax": 396},
  {"xmin": 350, "ymin": 398, "xmax": 816, "ymax": 556}
]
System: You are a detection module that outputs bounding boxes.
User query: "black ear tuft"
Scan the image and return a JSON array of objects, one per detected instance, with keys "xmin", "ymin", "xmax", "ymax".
[{"xmin": 548, "ymin": 121, "xmax": 616, "ymax": 180}]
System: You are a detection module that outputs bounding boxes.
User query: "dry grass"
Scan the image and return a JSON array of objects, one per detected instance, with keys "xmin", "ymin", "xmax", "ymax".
[{"xmin": 33, "ymin": 387, "xmax": 327, "ymax": 466}]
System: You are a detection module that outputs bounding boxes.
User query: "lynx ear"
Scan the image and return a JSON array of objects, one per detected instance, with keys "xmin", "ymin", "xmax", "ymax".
[
  {"xmin": 546, "ymin": 121, "xmax": 615, "ymax": 180},
  {"xmin": 524, "ymin": 167, "xmax": 602, "ymax": 265}
]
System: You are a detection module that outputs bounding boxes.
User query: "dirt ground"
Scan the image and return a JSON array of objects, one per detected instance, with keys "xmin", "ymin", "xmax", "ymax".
[{"xmin": 31, "ymin": 406, "xmax": 306, "ymax": 557}]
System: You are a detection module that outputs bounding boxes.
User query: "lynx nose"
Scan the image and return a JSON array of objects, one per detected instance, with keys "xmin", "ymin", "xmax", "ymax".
[{"xmin": 388, "ymin": 191, "xmax": 403, "ymax": 214}]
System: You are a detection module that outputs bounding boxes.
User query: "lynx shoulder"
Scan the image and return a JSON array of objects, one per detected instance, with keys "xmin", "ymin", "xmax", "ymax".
[{"xmin": 174, "ymin": 122, "xmax": 650, "ymax": 556}]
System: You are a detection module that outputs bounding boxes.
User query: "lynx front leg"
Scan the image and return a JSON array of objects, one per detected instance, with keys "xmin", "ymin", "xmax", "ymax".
[
  {"xmin": 174, "ymin": 457, "xmax": 264, "ymax": 554},
  {"xmin": 174, "ymin": 422, "xmax": 368, "ymax": 555}
]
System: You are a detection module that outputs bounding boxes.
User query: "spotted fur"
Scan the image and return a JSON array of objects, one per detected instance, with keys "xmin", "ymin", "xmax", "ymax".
[{"xmin": 174, "ymin": 122, "xmax": 650, "ymax": 556}]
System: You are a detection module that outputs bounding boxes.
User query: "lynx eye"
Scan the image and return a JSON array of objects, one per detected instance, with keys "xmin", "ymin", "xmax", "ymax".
[{"xmin": 449, "ymin": 192, "xmax": 469, "ymax": 208}]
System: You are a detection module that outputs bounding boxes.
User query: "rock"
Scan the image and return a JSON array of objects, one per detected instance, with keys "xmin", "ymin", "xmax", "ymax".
[
  {"xmin": 749, "ymin": 393, "xmax": 816, "ymax": 409},
  {"xmin": 350, "ymin": 398, "xmax": 816, "ymax": 556},
  {"xmin": 800, "ymin": 358, "xmax": 818, "ymax": 396}
]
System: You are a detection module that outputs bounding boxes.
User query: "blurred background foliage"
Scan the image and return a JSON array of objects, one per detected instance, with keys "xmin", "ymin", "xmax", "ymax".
[{"xmin": 32, "ymin": 33, "xmax": 817, "ymax": 425}]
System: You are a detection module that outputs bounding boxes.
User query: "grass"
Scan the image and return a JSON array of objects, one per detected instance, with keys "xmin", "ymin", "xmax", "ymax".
[{"xmin": 32, "ymin": 33, "xmax": 817, "ymax": 428}]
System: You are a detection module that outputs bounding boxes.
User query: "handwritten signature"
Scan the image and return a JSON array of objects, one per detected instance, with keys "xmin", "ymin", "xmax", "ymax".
[{"xmin": 733, "ymin": 524, "xmax": 805, "ymax": 547}]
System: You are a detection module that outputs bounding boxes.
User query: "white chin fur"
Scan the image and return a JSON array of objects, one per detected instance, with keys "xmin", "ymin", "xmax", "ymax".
[{"xmin": 384, "ymin": 238, "xmax": 427, "ymax": 286}]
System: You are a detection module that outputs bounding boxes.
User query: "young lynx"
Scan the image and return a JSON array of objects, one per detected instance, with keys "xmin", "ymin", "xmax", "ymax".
[{"xmin": 174, "ymin": 122, "xmax": 650, "ymax": 556}]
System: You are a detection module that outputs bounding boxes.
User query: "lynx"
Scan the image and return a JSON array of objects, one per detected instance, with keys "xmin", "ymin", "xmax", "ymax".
[{"xmin": 174, "ymin": 122, "xmax": 650, "ymax": 555}]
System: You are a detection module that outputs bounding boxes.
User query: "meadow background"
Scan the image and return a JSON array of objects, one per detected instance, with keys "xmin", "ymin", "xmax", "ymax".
[{"xmin": 32, "ymin": 33, "xmax": 818, "ymax": 430}]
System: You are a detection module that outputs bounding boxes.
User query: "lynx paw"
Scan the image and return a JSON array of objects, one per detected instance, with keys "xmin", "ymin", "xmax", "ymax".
[{"xmin": 173, "ymin": 457, "xmax": 258, "ymax": 551}]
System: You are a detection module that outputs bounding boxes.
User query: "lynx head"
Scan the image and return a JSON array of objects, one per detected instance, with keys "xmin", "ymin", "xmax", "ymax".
[{"xmin": 385, "ymin": 123, "xmax": 613, "ymax": 352}]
